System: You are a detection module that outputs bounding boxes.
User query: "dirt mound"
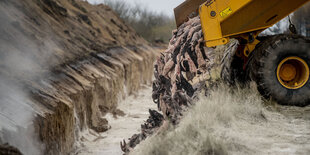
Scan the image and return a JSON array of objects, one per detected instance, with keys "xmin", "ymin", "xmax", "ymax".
[
  {"xmin": 0, "ymin": 0, "xmax": 159, "ymax": 154},
  {"xmin": 132, "ymin": 84, "xmax": 310, "ymax": 155}
]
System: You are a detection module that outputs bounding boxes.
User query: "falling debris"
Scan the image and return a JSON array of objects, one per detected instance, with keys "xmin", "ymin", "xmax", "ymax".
[
  {"xmin": 120, "ymin": 110, "xmax": 164, "ymax": 153},
  {"xmin": 122, "ymin": 16, "xmax": 239, "ymax": 154},
  {"xmin": 152, "ymin": 17, "xmax": 213, "ymax": 124}
]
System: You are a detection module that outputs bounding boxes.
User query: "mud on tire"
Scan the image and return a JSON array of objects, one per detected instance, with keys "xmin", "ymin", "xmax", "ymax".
[{"xmin": 247, "ymin": 34, "xmax": 310, "ymax": 106}]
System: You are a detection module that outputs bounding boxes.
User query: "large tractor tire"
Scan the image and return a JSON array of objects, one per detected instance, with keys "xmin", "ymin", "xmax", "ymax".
[{"xmin": 247, "ymin": 34, "xmax": 310, "ymax": 106}]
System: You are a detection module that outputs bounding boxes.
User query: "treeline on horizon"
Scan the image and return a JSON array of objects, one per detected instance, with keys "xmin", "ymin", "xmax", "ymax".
[
  {"xmin": 292, "ymin": 2, "xmax": 310, "ymax": 37},
  {"xmin": 102, "ymin": 0, "xmax": 176, "ymax": 44}
]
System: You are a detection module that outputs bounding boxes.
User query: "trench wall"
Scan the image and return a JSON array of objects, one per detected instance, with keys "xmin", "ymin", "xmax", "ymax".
[{"xmin": 0, "ymin": 0, "xmax": 161, "ymax": 154}]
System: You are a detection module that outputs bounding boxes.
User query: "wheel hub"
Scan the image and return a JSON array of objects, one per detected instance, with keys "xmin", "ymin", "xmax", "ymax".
[
  {"xmin": 280, "ymin": 64, "xmax": 297, "ymax": 81},
  {"xmin": 277, "ymin": 56, "xmax": 309, "ymax": 89}
]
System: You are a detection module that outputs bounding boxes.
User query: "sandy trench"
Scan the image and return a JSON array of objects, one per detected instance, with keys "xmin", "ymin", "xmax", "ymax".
[{"xmin": 77, "ymin": 85, "xmax": 156, "ymax": 155}]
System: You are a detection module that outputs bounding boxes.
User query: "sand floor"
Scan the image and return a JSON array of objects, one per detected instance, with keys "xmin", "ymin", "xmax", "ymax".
[{"xmin": 77, "ymin": 85, "xmax": 156, "ymax": 155}]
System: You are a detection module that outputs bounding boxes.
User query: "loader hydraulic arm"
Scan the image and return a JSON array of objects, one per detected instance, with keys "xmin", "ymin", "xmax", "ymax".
[{"xmin": 175, "ymin": 0, "xmax": 309, "ymax": 56}]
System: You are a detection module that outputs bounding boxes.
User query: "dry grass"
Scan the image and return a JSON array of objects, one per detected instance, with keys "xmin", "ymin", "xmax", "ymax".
[{"xmin": 131, "ymin": 83, "xmax": 310, "ymax": 155}]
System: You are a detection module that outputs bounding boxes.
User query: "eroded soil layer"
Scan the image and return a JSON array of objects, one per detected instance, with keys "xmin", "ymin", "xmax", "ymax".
[{"xmin": 0, "ymin": 0, "xmax": 160, "ymax": 154}]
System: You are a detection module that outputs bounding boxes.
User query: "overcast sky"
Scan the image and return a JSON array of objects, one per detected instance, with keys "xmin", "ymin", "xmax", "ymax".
[{"xmin": 87, "ymin": 0, "xmax": 185, "ymax": 16}]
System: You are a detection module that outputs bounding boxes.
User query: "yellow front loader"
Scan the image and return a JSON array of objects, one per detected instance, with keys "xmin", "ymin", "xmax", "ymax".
[{"xmin": 175, "ymin": 0, "xmax": 310, "ymax": 106}]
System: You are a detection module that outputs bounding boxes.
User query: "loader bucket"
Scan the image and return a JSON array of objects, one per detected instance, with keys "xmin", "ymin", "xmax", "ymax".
[{"xmin": 174, "ymin": 0, "xmax": 207, "ymax": 28}]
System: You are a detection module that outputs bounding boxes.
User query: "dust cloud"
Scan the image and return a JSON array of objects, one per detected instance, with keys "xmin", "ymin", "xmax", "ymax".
[
  {"xmin": 0, "ymin": 78, "xmax": 43, "ymax": 155},
  {"xmin": 132, "ymin": 83, "xmax": 310, "ymax": 155},
  {"xmin": 261, "ymin": 17, "xmax": 290, "ymax": 35},
  {"xmin": 0, "ymin": 1, "xmax": 59, "ymax": 154}
]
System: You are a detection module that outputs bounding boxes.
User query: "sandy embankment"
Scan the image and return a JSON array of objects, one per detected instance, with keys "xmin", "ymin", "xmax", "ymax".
[{"xmin": 0, "ymin": 0, "xmax": 159, "ymax": 154}]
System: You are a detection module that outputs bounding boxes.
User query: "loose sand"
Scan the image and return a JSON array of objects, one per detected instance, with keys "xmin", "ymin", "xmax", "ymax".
[{"xmin": 77, "ymin": 85, "xmax": 157, "ymax": 155}]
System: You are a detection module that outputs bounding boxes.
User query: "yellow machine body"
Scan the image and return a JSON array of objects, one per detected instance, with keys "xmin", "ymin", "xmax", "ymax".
[
  {"xmin": 174, "ymin": 0, "xmax": 310, "ymax": 106},
  {"xmin": 175, "ymin": 0, "xmax": 309, "ymax": 50}
]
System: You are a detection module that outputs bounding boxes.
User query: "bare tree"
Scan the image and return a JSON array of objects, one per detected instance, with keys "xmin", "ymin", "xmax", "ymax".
[
  {"xmin": 103, "ymin": 0, "xmax": 176, "ymax": 43},
  {"xmin": 292, "ymin": 3, "xmax": 310, "ymax": 36}
]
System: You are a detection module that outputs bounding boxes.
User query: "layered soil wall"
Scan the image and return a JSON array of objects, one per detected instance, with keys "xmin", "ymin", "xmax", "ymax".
[
  {"xmin": 34, "ymin": 45, "xmax": 157, "ymax": 154},
  {"xmin": 0, "ymin": 0, "xmax": 160, "ymax": 154}
]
